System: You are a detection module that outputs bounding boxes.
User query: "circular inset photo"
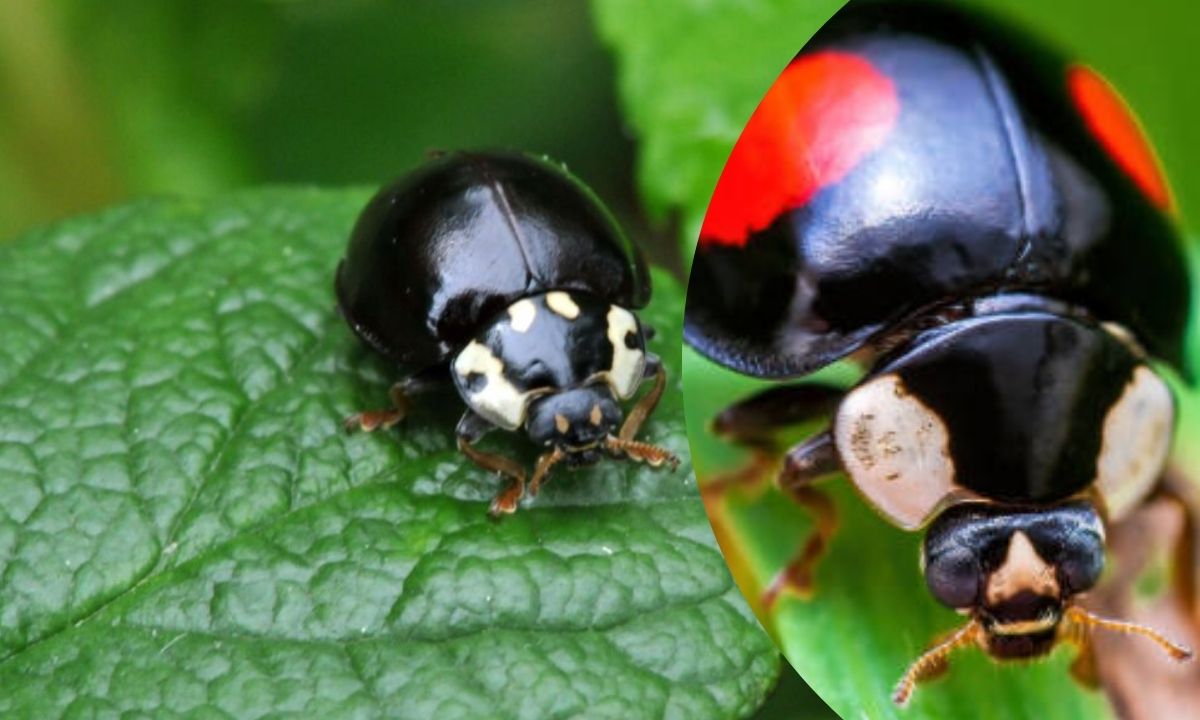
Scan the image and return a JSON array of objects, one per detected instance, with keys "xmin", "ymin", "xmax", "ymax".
[{"xmin": 682, "ymin": 1, "xmax": 1200, "ymax": 718}]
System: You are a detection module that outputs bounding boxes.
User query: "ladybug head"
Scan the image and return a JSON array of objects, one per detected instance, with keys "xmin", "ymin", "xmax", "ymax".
[
  {"xmin": 526, "ymin": 385, "xmax": 622, "ymax": 465},
  {"xmin": 922, "ymin": 502, "xmax": 1104, "ymax": 655},
  {"xmin": 894, "ymin": 501, "xmax": 1190, "ymax": 704}
]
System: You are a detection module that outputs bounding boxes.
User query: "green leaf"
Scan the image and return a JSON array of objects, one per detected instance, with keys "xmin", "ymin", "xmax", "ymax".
[
  {"xmin": 591, "ymin": 0, "xmax": 845, "ymax": 263},
  {"xmin": 0, "ymin": 189, "xmax": 779, "ymax": 718}
]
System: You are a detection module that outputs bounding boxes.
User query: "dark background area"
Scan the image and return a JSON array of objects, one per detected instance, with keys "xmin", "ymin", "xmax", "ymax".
[{"xmin": 0, "ymin": 0, "xmax": 678, "ymax": 264}]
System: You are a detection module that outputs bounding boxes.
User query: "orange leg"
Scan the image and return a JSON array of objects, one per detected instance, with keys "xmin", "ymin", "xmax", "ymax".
[
  {"xmin": 619, "ymin": 361, "xmax": 667, "ymax": 442},
  {"xmin": 701, "ymin": 385, "xmax": 846, "ymax": 606},
  {"xmin": 344, "ymin": 373, "xmax": 443, "ymax": 432},
  {"xmin": 762, "ymin": 433, "xmax": 841, "ymax": 607},
  {"xmin": 702, "ymin": 383, "xmax": 844, "ymax": 501},
  {"xmin": 1157, "ymin": 472, "xmax": 1199, "ymax": 619},
  {"xmin": 457, "ymin": 436, "xmax": 528, "ymax": 516},
  {"xmin": 527, "ymin": 447, "xmax": 567, "ymax": 497}
]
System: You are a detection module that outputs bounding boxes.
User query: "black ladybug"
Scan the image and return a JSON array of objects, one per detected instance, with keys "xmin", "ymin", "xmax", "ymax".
[
  {"xmin": 338, "ymin": 151, "xmax": 677, "ymax": 516},
  {"xmin": 684, "ymin": 0, "xmax": 1194, "ymax": 704}
]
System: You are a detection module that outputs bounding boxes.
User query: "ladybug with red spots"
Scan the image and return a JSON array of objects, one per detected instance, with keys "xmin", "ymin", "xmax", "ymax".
[{"xmin": 685, "ymin": 0, "xmax": 1196, "ymax": 705}]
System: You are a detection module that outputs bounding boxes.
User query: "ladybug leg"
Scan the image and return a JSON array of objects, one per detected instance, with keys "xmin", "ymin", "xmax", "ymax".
[
  {"xmin": 762, "ymin": 432, "xmax": 842, "ymax": 607},
  {"xmin": 455, "ymin": 411, "xmax": 529, "ymax": 516},
  {"xmin": 1070, "ymin": 642, "xmax": 1101, "ymax": 689},
  {"xmin": 527, "ymin": 447, "xmax": 567, "ymax": 497},
  {"xmin": 712, "ymin": 383, "xmax": 844, "ymax": 446},
  {"xmin": 701, "ymin": 382, "xmax": 844, "ymax": 498},
  {"xmin": 605, "ymin": 356, "xmax": 680, "ymax": 470},
  {"xmin": 618, "ymin": 354, "xmax": 667, "ymax": 441},
  {"xmin": 343, "ymin": 370, "xmax": 445, "ymax": 433},
  {"xmin": 1154, "ymin": 470, "xmax": 1200, "ymax": 618},
  {"xmin": 704, "ymin": 385, "xmax": 844, "ymax": 606}
]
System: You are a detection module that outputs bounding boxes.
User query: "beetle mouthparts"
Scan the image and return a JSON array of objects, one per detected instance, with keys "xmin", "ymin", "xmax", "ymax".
[{"xmin": 604, "ymin": 436, "xmax": 680, "ymax": 470}]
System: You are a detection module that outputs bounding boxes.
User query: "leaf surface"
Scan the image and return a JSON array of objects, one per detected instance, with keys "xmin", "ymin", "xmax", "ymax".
[{"xmin": 0, "ymin": 190, "xmax": 778, "ymax": 719}]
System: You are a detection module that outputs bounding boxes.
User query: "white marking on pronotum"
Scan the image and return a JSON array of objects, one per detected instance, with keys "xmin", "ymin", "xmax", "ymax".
[
  {"xmin": 985, "ymin": 531, "xmax": 1060, "ymax": 605},
  {"xmin": 1094, "ymin": 365, "xmax": 1174, "ymax": 521},
  {"xmin": 507, "ymin": 298, "xmax": 537, "ymax": 333},
  {"xmin": 453, "ymin": 340, "xmax": 528, "ymax": 430},
  {"xmin": 834, "ymin": 373, "xmax": 955, "ymax": 530},
  {"xmin": 546, "ymin": 291, "xmax": 580, "ymax": 319},
  {"xmin": 605, "ymin": 305, "xmax": 645, "ymax": 399}
]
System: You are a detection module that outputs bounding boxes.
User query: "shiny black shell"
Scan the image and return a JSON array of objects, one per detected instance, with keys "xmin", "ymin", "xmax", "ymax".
[
  {"xmin": 685, "ymin": 1, "xmax": 1189, "ymax": 379},
  {"xmin": 336, "ymin": 151, "xmax": 650, "ymax": 372}
]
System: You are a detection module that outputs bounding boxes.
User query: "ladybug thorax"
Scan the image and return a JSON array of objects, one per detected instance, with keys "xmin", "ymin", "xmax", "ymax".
[
  {"xmin": 832, "ymin": 310, "xmax": 1174, "ymax": 530},
  {"xmin": 451, "ymin": 290, "xmax": 646, "ymax": 435}
]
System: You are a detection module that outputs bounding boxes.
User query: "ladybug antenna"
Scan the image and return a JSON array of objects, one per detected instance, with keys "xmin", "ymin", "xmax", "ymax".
[
  {"xmin": 893, "ymin": 618, "xmax": 983, "ymax": 706},
  {"xmin": 1061, "ymin": 605, "xmax": 1193, "ymax": 662},
  {"xmin": 604, "ymin": 436, "xmax": 679, "ymax": 470}
]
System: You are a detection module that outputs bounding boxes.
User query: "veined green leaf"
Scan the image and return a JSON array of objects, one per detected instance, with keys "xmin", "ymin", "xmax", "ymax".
[{"xmin": 0, "ymin": 189, "xmax": 778, "ymax": 719}]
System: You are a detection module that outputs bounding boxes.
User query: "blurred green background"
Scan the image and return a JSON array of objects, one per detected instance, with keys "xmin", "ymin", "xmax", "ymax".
[{"xmin": 0, "ymin": 0, "xmax": 682, "ymax": 263}]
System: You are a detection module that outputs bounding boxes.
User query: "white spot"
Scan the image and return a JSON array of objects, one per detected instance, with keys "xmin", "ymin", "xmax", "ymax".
[
  {"xmin": 453, "ymin": 341, "xmax": 529, "ymax": 430},
  {"xmin": 507, "ymin": 298, "xmax": 537, "ymax": 333},
  {"xmin": 546, "ymin": 291, "xmax": 580, "ymax": 319},
  {"xmin": 985, "ymin": 531, "xmax": 1059, "ymax": 606},
  {"xmin": 604, "ymin": 305, "xmax": 645, "ymax": 399},
  {"xmin": 1094, "ymin": 365, "xmax": 1173, "ymax": 521},
  {"xmin": 834, "ymin": 374, "xmax": 956, "ymax": 530}
]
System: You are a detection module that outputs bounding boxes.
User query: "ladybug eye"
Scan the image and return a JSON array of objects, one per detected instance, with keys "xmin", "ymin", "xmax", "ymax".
[
  {"xmin": 924, "ymin": 544, "xmax": 981, "ymax": 610},
  {"xmin": 1054, "ymin": 525, "xmax": 1105, "ymax": 594}
]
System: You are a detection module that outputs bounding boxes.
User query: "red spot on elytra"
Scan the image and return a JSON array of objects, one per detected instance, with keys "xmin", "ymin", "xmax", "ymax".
[
  {"xmin": 1068, "ymin": 64, "xmax": 1173, "ymax": 212},
  {"xmin": 700, "ymin": 51, "xmax": 900, "ymax": 247}
]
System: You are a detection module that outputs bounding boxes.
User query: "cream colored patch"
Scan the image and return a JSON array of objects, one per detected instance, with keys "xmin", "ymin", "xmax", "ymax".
[
  {"xmin": 589, "ymin": 404, "xmax": 603, "ymax": 426},
  {"xmin": 545, "ymin": 291, "xmax": 580, "ymax": 319},
  {"xmin": 833, "ymin": 374, "xmax": 954, "ymax": 530},
  {"xmin": 1095, "ymin": 366, "xmax": 1173, "ymax": 521},
  {"xmin": 555, "ymin": 414, "xmax": 570, "ymax": 433},
  {"xmin": 453, "ymin": 340, "xmax": 529, "ymax": 430},
  {"xmin": 604, "ymin": 305, "xmax": 645, "ymax": 399},
  {"xmin": 985, "ymin": 532, "xmax": 1060, "ymax": 605},
  {"xmin": 507, "ymin": 298, "xmax": 537, "ymax": 333}
]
